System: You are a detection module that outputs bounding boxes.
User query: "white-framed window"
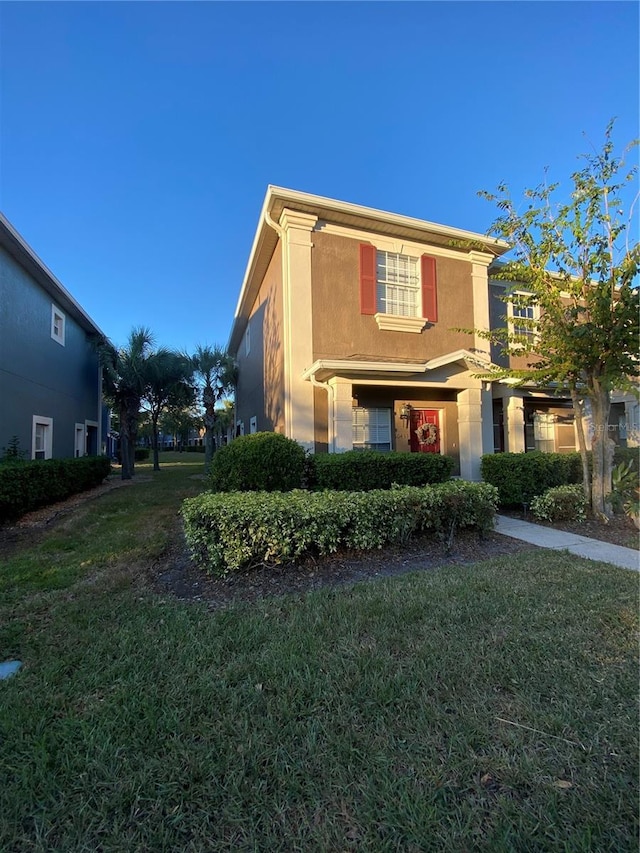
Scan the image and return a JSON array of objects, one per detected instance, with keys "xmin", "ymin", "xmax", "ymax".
[
  {"xmin": 237, "ymin": 421, "xmax": 245, "ymax": 437},
  {"xmin": 533, "ymin": 412, "xmax": 555, "ymax": 453},
  {"xmin": 245, "ymin": 321, "xmax": 251, "ymax": 356},
  {"xmin": 249, "ymin": 416, "xmax": 257, "ymax": 434},
  {"xmin": 352, "ymin": 407, "xmax": 392, "ymax": 452},
  {"xmin": 508, "ymin": 296, "xmax": 538, "ymax": 340},
  {"xmin": 32, "ymin": 415, "xmax": 53, "ymax": 460},
  {"xmin": 377, "ymin": 251, "xmax": 420, "ymax": 317},
  {"xmin": 51, "ymin": 305, "xmax": 66, "ymax": 346}
]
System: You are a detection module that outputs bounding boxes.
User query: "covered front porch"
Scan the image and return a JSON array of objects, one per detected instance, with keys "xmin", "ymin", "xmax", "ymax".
[{"xmin": 303, "ymin": 350, "xmax": 496, "ymax": 481}]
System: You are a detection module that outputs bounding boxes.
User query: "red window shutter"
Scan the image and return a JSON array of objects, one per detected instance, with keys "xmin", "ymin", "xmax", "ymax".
[
  {"xmin": 359, "ymin": 243, "xmax": 377, "ymax": 315},
  {"xmin": 421, "ymin": 255, "xmax": 438, "ymax": 322}
]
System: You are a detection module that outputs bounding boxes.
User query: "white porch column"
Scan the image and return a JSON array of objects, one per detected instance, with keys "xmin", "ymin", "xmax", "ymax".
[
  {"xmin": 469, "ymin": 251, "xmax": 494, "ymax": 360},
  {"xmin": 457, "ymin": 388, "xmax": 484, "ymax": 481},
  {"xmin": 280, "ymin": 208, "xmax": 317, "ymax": 453},
  {"xmin": 481, "ymin": 386, "xmax": 494, "ymax": 458},
  {"xmin": 328, "ymin": 377, "xmax": 353, "ymax": 453},
  {"xmin": 505, "ymin": 394, "xmax": 525, "ymax": 453}
]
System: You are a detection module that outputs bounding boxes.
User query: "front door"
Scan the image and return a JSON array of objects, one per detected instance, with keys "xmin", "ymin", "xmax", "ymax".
[{"xmin": 409, "ymin": 409, "xmax": 441, "ymax": 454}]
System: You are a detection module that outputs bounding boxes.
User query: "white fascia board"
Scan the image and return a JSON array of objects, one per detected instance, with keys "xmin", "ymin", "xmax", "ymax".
[
  {"xmin": 267, "ymin": 186, "xmax": 510, "ymax": 252},
  {"xmin": 302, "ymin": 359, "xmax": 428, "ymax": 381},
  {"xmin": 229, "ymin": 185, "xmax": 510, "ymax": 352},
  {"xmin": 424, "ymin": 348, "xmax": 496, "ymax": 372}
]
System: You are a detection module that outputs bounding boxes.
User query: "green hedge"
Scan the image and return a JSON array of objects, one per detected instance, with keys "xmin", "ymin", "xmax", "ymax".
[
  {"xmin": 210, "ymin": 432, "xmax": 306, "ymax": 492},
  {"xmin": 185, "ymin": 445, "xmax": 206, "ymax": 453},
  {"xmin": 481, "ymin": 452, "xmax": 583, "ymax": 507},
  {"xmin": 611, "ymin": 446, "xmax": 640, "ymax": 472},
  {"xmin": 0, "ymin": 456, "xmax": 112, "ymax": 523},
  {"xmin": 310, "ymin": 450, "xmax": 454, "ymax": 491},
  {"xmin": 182, "ymin": 480, "xmax": 498, "ymax": 575}
]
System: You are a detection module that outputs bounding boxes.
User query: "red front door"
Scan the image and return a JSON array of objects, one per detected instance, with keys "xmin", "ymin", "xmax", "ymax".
[{"xmin": 409, "ymin": 409, "xmax": 441, "ymax": 454}]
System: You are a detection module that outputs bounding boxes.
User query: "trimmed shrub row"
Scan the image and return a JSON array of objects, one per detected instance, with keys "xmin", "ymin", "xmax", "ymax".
[
  {"xmin": 210, "ymin": 433, "xmax": 454, "ymax": 493},
  {"xmin": 310, "ymin": 450, "xmax": 454, "ymax": 491},
  {"xmin": 482, "ymin": 447, "xmax": 639, "ymax": 508},
  {"xmin": 182, "ymin": 480, "xmax": 498, "ymax": 575},
  {"xmin": 481, "ymin": 452, "xmax": 583, "ymax": 507},
  {"xmin": 0, "ymin": 456, "xmax": 112, "ymax": 523}
]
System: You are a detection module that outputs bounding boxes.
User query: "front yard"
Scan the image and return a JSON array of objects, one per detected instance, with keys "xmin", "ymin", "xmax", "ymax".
[{"xmin": 1, "ymin": 457, "xmax": 638, "ymax": 851}]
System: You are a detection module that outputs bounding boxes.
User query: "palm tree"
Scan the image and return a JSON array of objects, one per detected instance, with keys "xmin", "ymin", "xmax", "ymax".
[
  {"xmin": 142, "ymin": 351, "xmax": 195, "ymax": 470},
  {"xmin": 191, "ymin": 344, "xmax": 237, "ymax": 471},
  {"xmin": 101, "ymin": 327, "xmax": 154, "ymax": 480}
]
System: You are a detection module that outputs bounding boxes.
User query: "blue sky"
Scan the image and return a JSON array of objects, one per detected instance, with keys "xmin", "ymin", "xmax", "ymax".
[{"xmin": 1, "ymin": 1, "xmax": 638, "ymax": 355}]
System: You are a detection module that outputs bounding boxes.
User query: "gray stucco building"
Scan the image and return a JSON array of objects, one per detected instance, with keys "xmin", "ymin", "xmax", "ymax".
[{"xmin": 0, "ymin": 214, "xmax": 105, "ymax": 460}]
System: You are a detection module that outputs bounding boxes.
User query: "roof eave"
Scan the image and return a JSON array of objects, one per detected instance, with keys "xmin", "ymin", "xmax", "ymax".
[
  {"xmin": 228, "ymin": 186, "xmax": 511, "ymax": 353},
  {"xmin": 0, "ymin": 213, "xmax": 106, "ymax": 339}
]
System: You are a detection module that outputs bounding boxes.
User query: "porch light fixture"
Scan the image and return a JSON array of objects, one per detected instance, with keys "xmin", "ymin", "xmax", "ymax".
[{"xmin": 400, "ymin": 403, "xmax": 412, "ymax": 422}]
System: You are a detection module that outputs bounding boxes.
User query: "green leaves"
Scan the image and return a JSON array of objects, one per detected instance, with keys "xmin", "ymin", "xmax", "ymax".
[{"xmin": 182, "ymin": 482, "xmax": 499, "ymax": 575}]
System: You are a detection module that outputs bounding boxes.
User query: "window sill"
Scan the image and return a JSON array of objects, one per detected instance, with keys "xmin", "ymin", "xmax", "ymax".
[{"xmin": 374, "ymin": 313, "xmax": 426, "ymax": 333}]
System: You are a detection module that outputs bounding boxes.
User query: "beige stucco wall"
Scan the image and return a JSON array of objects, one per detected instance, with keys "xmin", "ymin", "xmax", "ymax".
[
  {"xmin": 310, "ymin": 231, "xmax": 476, "ymax": 362},
  {"xmin": 235, "ymin": 245, "xmax": 285, "ymax": 434}
]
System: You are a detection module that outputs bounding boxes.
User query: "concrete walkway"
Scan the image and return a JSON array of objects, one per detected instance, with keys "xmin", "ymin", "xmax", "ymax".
[{"xmin": 495, "ymin": 515, "xmax": 640, "ymax": 572}]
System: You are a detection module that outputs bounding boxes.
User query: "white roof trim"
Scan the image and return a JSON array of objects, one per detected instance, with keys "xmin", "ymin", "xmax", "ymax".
[
  {"xmin": 228, "ymin": 186, "xmax": 510, "ymax": 352},
  {"xmin": 424, "ymin": 349, "xmax": 494, "ymax": 371},
  {"xmin": 266, "ymin": 186, "xmax": 511, "ymax": 250},
  {"xmin": 302, "ymin": 359, "xmax": 427, "ymax": 380},
  {"xmin": 303, "ymin": 350, "xmax": 500, "ymax": 382}
]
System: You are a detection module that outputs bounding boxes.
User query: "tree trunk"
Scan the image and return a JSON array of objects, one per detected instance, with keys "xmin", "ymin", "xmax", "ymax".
[
  {"xmin": 570, "ymin": 388, "xmax": 591, "ymax": 505},
  {"xmin": 590, "ymin": 383, "xmax": 614, "ymax": 518},
  {"xmin": 151, "ymin": 411, "xmax": 160, "ymax": 472},
  {"xmin": 119, "ymin": 403, "xmax": 133, "ymax": 480},
  {"xmin": 122, "ymin": 398, "xmax": 139, "ymax": 479},
  {"xmin": 203, "ymin": 384, "xmax": 216, "ymax": 473}
]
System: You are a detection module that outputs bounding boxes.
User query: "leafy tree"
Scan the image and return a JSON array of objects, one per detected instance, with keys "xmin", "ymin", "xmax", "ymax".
[
  {"xmin": 191, "ymin": 345, "xmax": 237, "ymax": 471},
  {"xmin": 473, "ymin": 122, "xmax": 639, "ymax": 516},
  {"xmin": 101, "ymin": 327, "xmax": 155, "ymax": 480},
  {"xmin": 213, "ymin": 399, "xmax": 235, "ymax": 448},
  {"xmin": 160, "ymin": 405, "xmax": 202, "ymax": 451},
  {"xmin": 142, "ymin": 351, "xmax": 195, "ymax": 471}
]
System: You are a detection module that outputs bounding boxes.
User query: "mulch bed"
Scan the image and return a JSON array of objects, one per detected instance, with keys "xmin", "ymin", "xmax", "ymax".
[
  {"xmin": 150, "ymin": 531, "xmax": 538, "ymax": 609},
  {"xmin": 2, "ymin": 476, "xmax": 636, "ymax": 610}
]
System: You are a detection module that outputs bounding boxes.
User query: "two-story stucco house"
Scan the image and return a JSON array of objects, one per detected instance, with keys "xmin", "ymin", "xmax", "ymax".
[
  {"xmin": 0, "ymin": 213, "xmax": 105, "ymax": 461},
  {"xmin": 229, "ymin": 187, "xmax": 637, "ymax": 480}
]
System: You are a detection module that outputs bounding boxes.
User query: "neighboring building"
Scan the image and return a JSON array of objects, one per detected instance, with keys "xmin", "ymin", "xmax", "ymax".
[
  {"xmin": 229, "ymin": 187, "xmax": 638, "ymax": 480},
  {"xmin": 0, "ymin": 213, "xmax": 105, "ymax": 461}
]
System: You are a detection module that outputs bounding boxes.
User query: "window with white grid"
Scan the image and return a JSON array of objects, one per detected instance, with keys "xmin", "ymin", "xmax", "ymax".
[
  {"xmin": 376, "ymin": 251, "xmax": 419, "ymax": 317},
  {"xmin": 352, "ymin": 407, "xmax": 392, "ymax": 451},
  {"xmin": 509, "ymin": 298, "xmax": 538, "ymax": 339}
]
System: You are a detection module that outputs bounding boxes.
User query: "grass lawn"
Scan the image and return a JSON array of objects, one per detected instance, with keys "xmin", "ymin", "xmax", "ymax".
[{"xmin": 1, "ymin": 457, "xmax": 638, "ymax": 851}]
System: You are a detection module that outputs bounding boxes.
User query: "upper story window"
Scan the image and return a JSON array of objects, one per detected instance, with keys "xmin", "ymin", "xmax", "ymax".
[
  {"xmin": 51, "ymin": 305, "xmax": 66, "ymax": 346},
  {"xmin": 508, "ymin": 296, "xmax": 538, "ymax": 341},
  {"xmin": 245, "ymin": 321, "xmax": 251, "ymax": 356},
  {"xmin": 360, "ymin": 244, "xmax": 438, "ymax": 332},
  {"xmin": 376, "ymin": 251, "xmax": 420, "ymax": 317}
]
